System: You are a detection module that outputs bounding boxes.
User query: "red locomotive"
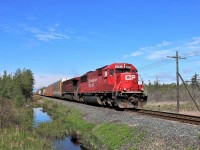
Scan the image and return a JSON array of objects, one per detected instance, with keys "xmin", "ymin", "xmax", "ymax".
[{"xmin": 40, "ymin": 63, "xmax": 148, "ymax": 108}]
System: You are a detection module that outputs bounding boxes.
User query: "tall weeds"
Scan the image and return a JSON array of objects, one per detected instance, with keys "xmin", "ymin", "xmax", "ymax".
[{"xmin": 0, "ymin": 98, "xmax": 19, "ymax": 128}]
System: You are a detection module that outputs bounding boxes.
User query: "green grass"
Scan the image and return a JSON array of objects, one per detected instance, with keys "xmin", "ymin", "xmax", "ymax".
[
  {"xmin": 1, "ymin": 96, "xmax": 147, "ymax": 150},
  {"xmin": 93, "ymin": 123, "xmax": 145, "ymax": 149},
  {"xmin": 0, "ymin": 128, "xmax": 51, "ymax": 150},
  {"xmin": 144, "ymin": 102, "xmax": 198, "ymax": 112},
  {"xmin": 36, "ymin": 97, "xmax": 146, "ymax": 150},
  {"xmin": 0, "ymin": 106, "xmax": 51, "ymax": 150},
  {"xmin": 33, "ymin": 98, "xmax": 98, "ymax": 149},
  {"xmin": 145, "ymin": 103, "xmax": 176, "ymax": 112},
  {"xmin": 35, "ymin": 99, "xmax": 94, "ymax": 135},
  {"xmin": 185, "ymin": 146, "xmax": 197, "ymax": 150}
]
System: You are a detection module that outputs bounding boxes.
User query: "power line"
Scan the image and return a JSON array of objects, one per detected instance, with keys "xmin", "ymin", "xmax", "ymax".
[
  {"xmin": 181, "ymin": 51, "xmax": 200, "ymax": 57},
  {"xmin": 137, "ymin": 50, "xmax": 200, "ymax": 72},
  {"xmin": 138, "ymin": 59, "xmax": 175, "ymax": 72}
]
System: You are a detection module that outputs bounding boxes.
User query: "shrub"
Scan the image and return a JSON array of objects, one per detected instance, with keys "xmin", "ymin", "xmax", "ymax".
[
  {"xmin": 0, "ymin": 99, "xmax": 19, "ymax": 128},
  {"xmin": 14, "ymin": 94, "xmax": 25, "ymax": 108}
]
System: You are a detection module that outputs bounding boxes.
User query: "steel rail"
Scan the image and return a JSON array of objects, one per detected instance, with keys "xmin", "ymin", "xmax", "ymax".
[
  {"xmin": 136, "ymin": 109, "xmax": 200, "ymax": 125},
  {"xmin": 36, "ymin": 95, "xmax": 200, "ymax": 125}
]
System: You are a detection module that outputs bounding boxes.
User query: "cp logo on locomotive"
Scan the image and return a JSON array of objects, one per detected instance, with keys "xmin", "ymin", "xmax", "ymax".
[{"xmin": 125, "ymin": 75, "xmax": 135, "ymax": 80}]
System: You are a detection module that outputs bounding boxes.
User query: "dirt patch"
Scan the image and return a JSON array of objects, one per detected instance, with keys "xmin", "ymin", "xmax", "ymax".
[
  {"xmin": 146, "ymin": 101, "xmax": 188, "ymax": 106},
  {"xmin": 180, "ymin": 111, "xmax": 200, "ymax": 116}
]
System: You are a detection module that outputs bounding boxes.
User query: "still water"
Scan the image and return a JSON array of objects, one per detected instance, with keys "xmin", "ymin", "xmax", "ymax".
[
  {"xmin": 33, "ymin": 107, "xmax": 51, "ymax": 127},
  {"xmin": 53, "ymin": 137, "xmax": 82, "ymax": 150},
  {"xmin": 33, "ymin": 107, "xmax": 82, "ymax": 150}
]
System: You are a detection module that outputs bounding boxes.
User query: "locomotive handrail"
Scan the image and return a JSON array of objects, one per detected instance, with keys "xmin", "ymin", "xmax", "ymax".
[{"xmin": 116, "ymin": 81, "xmax": 121, "ymax": 92}]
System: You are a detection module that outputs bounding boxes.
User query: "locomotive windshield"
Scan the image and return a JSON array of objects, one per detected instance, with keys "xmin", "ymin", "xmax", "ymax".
[{"xmin": 116, "ymin": 68, "xmax": 131, "ymax": 73}]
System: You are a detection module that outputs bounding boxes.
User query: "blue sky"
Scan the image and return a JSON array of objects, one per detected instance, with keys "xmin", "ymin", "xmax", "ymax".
[{"xmin": 0, "ymin": 0, "xmax": 200, "ymax": 90}]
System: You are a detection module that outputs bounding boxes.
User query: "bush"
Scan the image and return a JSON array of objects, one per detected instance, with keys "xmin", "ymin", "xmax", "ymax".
[
  {"xmin": 14, "ymin": 94, "xmax": 25, "ymax": 108},
  {"xmin": 0, "ymin": 99, "xmax": 19, "ymax": 128}
]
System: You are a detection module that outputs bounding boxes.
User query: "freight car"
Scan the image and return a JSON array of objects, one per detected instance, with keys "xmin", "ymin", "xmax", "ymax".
[{"xmin": 38, "ymin": 63, "xmax": 148, "ymax": 108}]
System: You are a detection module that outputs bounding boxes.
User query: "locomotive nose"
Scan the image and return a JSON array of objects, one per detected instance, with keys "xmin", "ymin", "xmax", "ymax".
[{"xmin": 116, "ymin": 73, "xmax": 138, "ymax": 91}]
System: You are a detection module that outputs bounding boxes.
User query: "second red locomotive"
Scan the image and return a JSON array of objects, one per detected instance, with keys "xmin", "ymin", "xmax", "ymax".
[{"xmin": 40, "ymin": 63, "xmax": 148, "ymax": 108}]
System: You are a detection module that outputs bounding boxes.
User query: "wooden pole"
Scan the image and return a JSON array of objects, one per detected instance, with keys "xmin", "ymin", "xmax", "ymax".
[
  {"xmin": 167, "ymin": 51, "xmax": 185, "ymax": 113},
  {"xmin": 176, "ymin": 51, "xmax": 180, "ymax": 113}
]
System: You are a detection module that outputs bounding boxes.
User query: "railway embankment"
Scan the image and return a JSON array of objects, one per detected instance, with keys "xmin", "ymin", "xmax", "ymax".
[
  {"xmin": 46, "ymin": 96, "xmax": 200, "ymax": 150},
  {"xmin": 34, "ymin": 96, "xmax": 146, "ymax": 150},
  {"xmin": 2, "ymin": 95, "xmax": 199, "ymax": 149}
]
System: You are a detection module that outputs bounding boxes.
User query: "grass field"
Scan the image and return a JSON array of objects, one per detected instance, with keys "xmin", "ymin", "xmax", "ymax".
[
  {"xmin": 34, "ymin": 97, "xmax": 146, "ymax": 149},
  {"xmin": 144, "ymin": 101, "xmax": 200, "ymax": 116}
]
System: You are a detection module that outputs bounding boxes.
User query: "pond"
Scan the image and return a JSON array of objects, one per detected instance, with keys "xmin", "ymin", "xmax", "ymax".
[
  {"xmin": 33, "ymin": 107, "xmax": 82, "ymax": 150},
  {"xmin": 33, "ymin": 107, "xmax": 52, "ymax": 127},
  {"xmin": 53, "ymin": 136, "xmax": 82, "ymax": 150}
]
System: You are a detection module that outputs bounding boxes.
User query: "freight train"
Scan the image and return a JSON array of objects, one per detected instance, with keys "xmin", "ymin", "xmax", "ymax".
[{"xmin": 37, "ymin": 63, "xmax": 148, "ymax": 108}]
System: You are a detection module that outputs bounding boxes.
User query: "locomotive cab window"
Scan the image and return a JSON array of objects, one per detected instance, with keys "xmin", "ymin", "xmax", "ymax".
[
  {"xmin": 80, "ymin": 75, "xmax": 87, "ymax": 82},
  {"xmin": 104, "ymin": 70, "xmax": 108, "ymax": 78},
  {"xmin": 132, "ymin": 70, "xmax": 138, "ymax": 73},
  {"xmin": 98, "ymin": 68, "xmax": 102, "ymax": 76},
  {"xmin": 116, "ymin": 68, "xmax": 131, "ymax": 74},
  {"xmin": 110, "ymin": 69, "xmax": 114, "ymax": 76}
]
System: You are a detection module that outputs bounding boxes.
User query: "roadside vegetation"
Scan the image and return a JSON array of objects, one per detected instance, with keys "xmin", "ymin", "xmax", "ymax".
[
  {"xmin": 33, "ymin": 97, "xmax": 146, "ymax": 149},
  {"xmin": 0, "ymin": 69, "xmax": 146, "ymax": 149},
  {"xmin": 93, "ymin": 123, "xmax": 145, "ymax": 149},
  {"xmin": 0, "ymin": 69, "xmax": 51, "ymax": 149},
  {"xmin": 1, "ymin": 69, "xmax": 199, "ymax": 149},
  {"xmin": 0, "ymin": 69, "xmax": 34, "ymax": 126},
  {"xmin": 145, "ymin": 73, "xmax": 200, "ymax": 113}
]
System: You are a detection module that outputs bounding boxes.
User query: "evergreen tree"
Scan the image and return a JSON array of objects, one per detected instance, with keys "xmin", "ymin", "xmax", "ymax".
[
  {"xmin": 0, "ymin": 71, "xmax": 13, "ymax": 99},
  {"xmin": 191, "ymin": 73, "xmax": 200, "ymax": 90},
  {"xmin": 21, "ymin": 69, "xmax": 35, "ymax": 102},
  {"xmin": 13, "ymin": 69, "xmax": 23, "ymax": 96},
  {"xmin": 0, "ymin": 68, "xmax": 35, "ymax": 105}
]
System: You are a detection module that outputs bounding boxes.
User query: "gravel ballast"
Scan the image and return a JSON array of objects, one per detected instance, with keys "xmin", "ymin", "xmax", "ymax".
[{"xmin": 46, "ymin": 97, "xmax": 200, "ymax": 150}]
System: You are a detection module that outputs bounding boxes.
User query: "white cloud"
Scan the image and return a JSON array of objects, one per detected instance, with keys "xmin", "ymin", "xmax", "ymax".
[
  {"xmin": 54, "ymin": 23, "xmax": 60, "ymax": 27},
  {"xmin": 36, "ymin": 34, "xmax": 59, "ymax": 41},
  {"xmin": 140, "ymin": 41, "xmax": 172, "ymax": 52},
  {"xmin": 156, "ymin": 41, "xmax": 172, "ymax": 47},
  {"xmin": 34, "ymin": 73, "xmax": 70, "ymax": 90},
  {"xmin": 131, "ymin": 51, "xmax": 143, "ymax": 57},
  {"xmin": 123, "ymin": 40, "xmax": 171, "ymax": 59},
  {"xmin": 122, "ymin": 55, "xmax": 129, "ymax": 59},
  {"xmin": 35, "ymin": 33, "xmax": 71, "ymax": 41},
  {"xmin": 187, "ymin": 46, "xmax": 200, "ymax": 49},
  {"xmin": 24, "ymin": 25, "xmax": 71, "ymax": 41},
  {"xmin": 187, "ymin": 36, "xmax": 200, "ymax": 46},
  {"xmin": 147, "ymin": 50, "xmax": 173, "ymax": 59},
  {"xmin": 53, "ymin": 33, "xmax": 71, "ymax": 39}
]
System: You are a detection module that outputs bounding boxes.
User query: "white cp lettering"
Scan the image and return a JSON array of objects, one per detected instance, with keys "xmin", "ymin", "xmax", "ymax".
[{"xmin": 125, "ymin": 75, "xmax": 135, "ymax": 80}]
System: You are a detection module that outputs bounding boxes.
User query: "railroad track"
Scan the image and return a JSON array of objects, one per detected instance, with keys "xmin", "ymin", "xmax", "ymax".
[
  {"xmin": 136, "ymin": 109, "xmax": 200, "ymax": 125},
  {"xmin": 37, "ymin": 95, "xmax": 200, "ymax": 125}
]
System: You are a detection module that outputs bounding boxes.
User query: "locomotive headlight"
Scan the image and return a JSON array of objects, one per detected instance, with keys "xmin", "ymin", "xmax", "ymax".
[{"xmin": 123, "ymin": 88, "xmax": 126, "ymax": 92}]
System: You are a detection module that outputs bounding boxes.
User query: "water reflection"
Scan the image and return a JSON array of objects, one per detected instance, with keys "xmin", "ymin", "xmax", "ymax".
[
  {"xmin": 33, "ymin": 107, "xmax": 82, "ymax": 150},
  {"xmin": 33, "ymin": 107, "xmax": 51, "ymax": 127},
  {"xmin": 53, "ymin": 136, "xmax": 82, "ymax": 150}
]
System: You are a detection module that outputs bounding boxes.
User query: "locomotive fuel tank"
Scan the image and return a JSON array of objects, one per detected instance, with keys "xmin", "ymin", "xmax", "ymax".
[{"xmin": 83, "ymin": 96, "xmax": 103, "ymax": 105}]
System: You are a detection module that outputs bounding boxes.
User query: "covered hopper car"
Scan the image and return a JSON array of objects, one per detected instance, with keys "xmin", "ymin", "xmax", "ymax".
[{"xmin": 38, "ymin": 63, "xmax": 148, "ymax": 108}]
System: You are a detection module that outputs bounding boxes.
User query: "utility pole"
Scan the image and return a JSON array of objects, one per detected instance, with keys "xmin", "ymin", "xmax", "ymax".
[{"xmin": 167, "ymin": 51, "xmax": 186, "ymax": 113}]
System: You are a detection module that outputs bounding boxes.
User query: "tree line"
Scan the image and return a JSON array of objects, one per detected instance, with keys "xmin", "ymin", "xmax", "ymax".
[
  {"xmin": 145, "ymin": 73, "xmax": 200, "ymax": 102},
  {"xmin": 0, "ymin": 68, "xmax": 34, "ymax": 107}
]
